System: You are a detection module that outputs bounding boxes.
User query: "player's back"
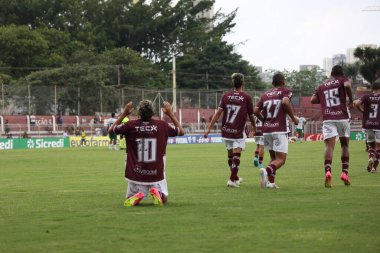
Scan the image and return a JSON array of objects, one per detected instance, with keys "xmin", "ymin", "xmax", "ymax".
[
  {"xmin": 219, "ymin": 90, "xmax": 254, "ymax": 139},
  {"xmin": 362, "ymin": 93, "xmax": 380, "ymax": 130},
  {"xmin": 316, "ymin": 76, "xmax": 350, "ymax": 121},
  {"xmin": 258, "ymin": 87, "xmax": 292, "ymax": 134},
  {"xmin": 114, "ymin": 118, "xmax": 178, "ymax": 183}
]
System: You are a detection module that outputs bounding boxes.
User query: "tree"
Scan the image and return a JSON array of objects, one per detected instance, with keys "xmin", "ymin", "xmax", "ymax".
[
  {"xmin": 354, "ymin": 46, "xmax": 380, "ymax": 84},
  {"xmin": 277, "ymin": 67, "xmax": 327, "ymax": 96},
  {"xmin": 15, "ymin": 48, "xmax": 164, "ymax": 115},
  {"xmin": 175, "ymin": 40, "xmax": 263, "ymax": 90}
]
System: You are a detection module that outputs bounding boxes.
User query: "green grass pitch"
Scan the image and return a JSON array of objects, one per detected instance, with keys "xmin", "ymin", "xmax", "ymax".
[{"xmin": 0, "ymin": 141, "xmax": 379, "ymax": 253}]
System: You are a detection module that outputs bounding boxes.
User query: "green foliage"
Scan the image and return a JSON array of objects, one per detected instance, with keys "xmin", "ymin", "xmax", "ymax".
[
  {"xmin": 176, "ymin": 40, "xmax": 263, "ymax": 90},
  {"xmin": 354, "ymin": 46, "xmax": 380, "ymax": 84},
  {"xmin": 267, "ymin": 67, "xmax": 328, "ymax": 96},
  {"xmin": 0, "ymin": 0, "xmax": 262, "ymax": 109},
  {"xmin": 0, "ymin": 142, "xmax": 379, "ymax": 253}
]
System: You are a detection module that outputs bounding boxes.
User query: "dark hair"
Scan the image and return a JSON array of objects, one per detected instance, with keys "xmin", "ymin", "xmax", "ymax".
[
  {"xmin": 231, "ymin": 73, "xmax": 244, "ymax": 88},
  {"xmin": 138, "ymin": 100, "xmax": 154, "ymax": 121},
  {"xmin": 272, "ymin": 72, "xmax": 285, "ymax": 87},
  {"xmin": 331, "ymin": 65, "xmax": 344, "ymax": 77},
  {"xmin": 111, "ymin": 113, "xmax": 115, "ymax": 117},
  {"xmin": 372, "ymin": 78, "xmax": 380, "ymax": 90}
]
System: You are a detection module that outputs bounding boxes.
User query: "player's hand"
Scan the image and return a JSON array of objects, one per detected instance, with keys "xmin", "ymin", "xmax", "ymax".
[
  {"xmin": 122, "ymin": 101, "xmax": 133, "ymax": 116},
  {"xmin": 293, "ymin": 116, "xmax": 299, "ymax": 125},
  {"xmin": 162, "ymin": 101, "xmax": 173, "ymax": 116},
  {"xmin": 204, "ymin": 129, "xmax": 210, "ymax": 138}
]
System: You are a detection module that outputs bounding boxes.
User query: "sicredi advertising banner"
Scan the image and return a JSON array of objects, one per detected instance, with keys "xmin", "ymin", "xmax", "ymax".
[{"xmin": 0, "ymin": 138, "xmax": 69, "ymax": 150}]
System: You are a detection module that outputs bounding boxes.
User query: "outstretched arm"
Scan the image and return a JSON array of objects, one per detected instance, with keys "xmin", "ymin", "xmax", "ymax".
[
  {"xmin": 108, "ymin": 102, "xmax": 133, "ymax": 134},
  {"xmin": 204, "ymin": 108, "xmax": 223, "ymax": 138},
  {"xmin": 162, "ymin": 101, "xmax": 185, "ymax": 136}
]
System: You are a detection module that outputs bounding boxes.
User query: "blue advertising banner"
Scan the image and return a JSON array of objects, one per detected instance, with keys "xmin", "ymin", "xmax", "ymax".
[{"xmin": 168, "ymin": 134, "xmax": 222, "ymax": 144}]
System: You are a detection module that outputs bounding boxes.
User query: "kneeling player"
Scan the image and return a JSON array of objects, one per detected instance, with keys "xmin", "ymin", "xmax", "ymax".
[{"xmin": 109, "ymin": 100, "xmax": 184, "ymax": 206}]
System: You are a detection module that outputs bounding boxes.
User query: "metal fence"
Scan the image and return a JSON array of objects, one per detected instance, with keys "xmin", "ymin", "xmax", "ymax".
[{"xmin": 0, "ymin": 83, "xmax": 264, "ymax": 116}]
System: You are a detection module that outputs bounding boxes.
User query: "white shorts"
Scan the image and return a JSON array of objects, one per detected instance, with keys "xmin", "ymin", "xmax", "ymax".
[
  {"xmin": 264, "ymin": 133, "xmax": 288, "ymax": 153},
  {"xmin": 322, "ymin": 120, "xmax": 350, "ymax": 140},
  {"xmin": 365, "ymin": 129, "xmax": 380, "ymax": 143},
  {"xmin": 223, "ymin": 139, "xmax": 246, "ymax": 150},
  {"xmin": 126, "ymin": 179, "xmax": 168, "ymax": 198},
  {"xmin": 254, "ymin": 136, "xmax": 264, "ymax": 146}
]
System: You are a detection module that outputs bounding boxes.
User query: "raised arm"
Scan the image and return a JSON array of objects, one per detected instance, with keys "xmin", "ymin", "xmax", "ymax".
[
  {"xmin": 108, "ymin": 101, "xmax": 133, "ymax": 134},
  {"xmin": 204, "ymin": 108, "xmax": 223, "ymax": 138},
  {"xmin": 162, "ymin": 101, "xmax": 185, "ymax": 136}
]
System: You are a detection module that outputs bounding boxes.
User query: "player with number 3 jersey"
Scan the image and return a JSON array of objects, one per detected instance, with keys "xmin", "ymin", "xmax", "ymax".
[
  {"xmin": 311, "ymin": 65, "xmax": 354, "ymax": 187},
  {"xmin": 204, "ymin": 73, "xmax": 256, "ymax": 188}
]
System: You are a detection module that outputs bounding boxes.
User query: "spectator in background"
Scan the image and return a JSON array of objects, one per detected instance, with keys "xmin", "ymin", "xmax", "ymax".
[
  {"xmin": 22, "ymin": 131, "xmax": 29, "ymax": 138},
  {"xmin": 4, "ymin": 119, "xmax": 10, "ymax": 135},
  {"xmin": 56, "ymin": 114, "xmax": 63, "ymax": 130}
]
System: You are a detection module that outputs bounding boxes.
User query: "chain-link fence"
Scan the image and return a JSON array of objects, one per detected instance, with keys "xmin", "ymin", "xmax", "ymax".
[{"xmin": 0, "ymin": 83, "xmax": 264, "ymax": 116}]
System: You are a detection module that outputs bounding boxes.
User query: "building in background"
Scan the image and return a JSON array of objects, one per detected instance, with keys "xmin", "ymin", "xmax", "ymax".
[
  {"xmin": 332, "ymin": 54, "xmax": 346, "ymax": 66},
  {"xmin": 323, "ymin": 58, "xmax": 333, "ymax": 77}
]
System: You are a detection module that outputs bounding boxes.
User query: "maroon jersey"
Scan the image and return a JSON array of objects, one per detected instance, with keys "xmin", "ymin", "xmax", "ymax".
[
  {"xmin": 254, "ymin": 117, "xmax": 263, "ymax": 137},
  {"xmin": 359, "ymin": 92, "xmax": 380, "ymax": 130},
  {"xmin": 257, "ymin": 87, "xmax": 292, "ymax": 134},
  {"xmin": 219, "ymin": 90, "xmax": 254, "ymax": 139},
  {"xmin": 113, "ymin": 119, "xmax": 180, "ymax": 183},
  {"xmin": 314, "ymin": 76, "xmax": 350, "ymax": 121}
]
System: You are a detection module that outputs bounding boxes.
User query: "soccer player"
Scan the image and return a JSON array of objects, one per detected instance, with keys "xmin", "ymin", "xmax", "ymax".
[
  {"xmin": 204, "ymin": 73, "xmax": 256, "ymax": 188},
  {"xmin": 254, "ymin": 72, "xmax": 299, "ymax": 189},
  {"xmin": 80, "ymin": 129, "xmax": 86, "ymax": 146},
  {"xmin": 107, "ymin": 113, "xmax": 118, "ymax": 150},
  {"xmin": 109, "ymin": 100, "xmax": 184, "ymax": 207},
  {"xmin": 353, "ymin": 79, "xmax": 380, "ymax": 173},
  {"xmin": 253, "ymin": 117, "xmax": 264, "ymax": 169},
  {"xmin": 295, "ymin": 113, "xmax": 307, "ymax": 143},
  {"xmin": 310, "ymin": 65, "xmax": 354, "ymax": 187}
]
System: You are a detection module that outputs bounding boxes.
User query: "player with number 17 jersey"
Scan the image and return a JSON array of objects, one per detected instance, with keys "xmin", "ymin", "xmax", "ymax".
[
  {"xmin": 314, "ymin": 76, "xmax": 351, "ymax": 121},
  {"xmin": 219, "ymin": 90, "xmax": 254, "ymax": 140},
  {"xmin": 256, "ymin": 87, "xmax": 293, "ymax": 134}
]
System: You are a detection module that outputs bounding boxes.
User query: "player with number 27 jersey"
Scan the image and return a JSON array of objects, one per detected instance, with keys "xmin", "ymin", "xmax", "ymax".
[
  {"xmin": 219, "ymin": 90, "xmax": 254, "ymax": 139},
  {"xmin": 256, "ymin": 87, "xmax": 292, "ymax": 134},
  {"xmin": 313, "ymin": 76, "xmax": 351, "ymax": 121}
]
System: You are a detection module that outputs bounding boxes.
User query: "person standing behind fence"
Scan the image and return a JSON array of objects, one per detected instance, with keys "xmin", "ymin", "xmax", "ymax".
[
  {"xmin": 204, "ymin": 73, "xmax": 256, "ymax": 188},
  {"xmin": 107, "ymin": 113, "xmax": 118, "ymax": 150},
  {"xmin": 310, "ymin": 65, "xmax": 354, "ymax": 188},
  {"xmin": 353, "ymin": 79, "xmax": 380, "ymax": 173}
]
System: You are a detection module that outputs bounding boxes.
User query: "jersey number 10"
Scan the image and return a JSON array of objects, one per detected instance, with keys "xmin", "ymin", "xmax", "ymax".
[{"xmin": 137, "ymin": 138, "xmax": 157, "ymax": 163}]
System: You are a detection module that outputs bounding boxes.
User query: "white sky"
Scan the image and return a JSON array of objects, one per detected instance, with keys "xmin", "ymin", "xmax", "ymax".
[{"xmin": 213, "ymin": 0, "xmax": 380, "ymax": 71}]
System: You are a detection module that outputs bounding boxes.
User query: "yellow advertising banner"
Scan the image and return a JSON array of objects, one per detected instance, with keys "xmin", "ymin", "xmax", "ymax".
[{"xmin": 70, "ymin": 136, "xmax": 120, "ymax": 147}]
